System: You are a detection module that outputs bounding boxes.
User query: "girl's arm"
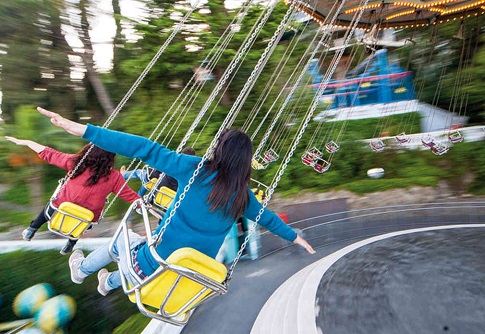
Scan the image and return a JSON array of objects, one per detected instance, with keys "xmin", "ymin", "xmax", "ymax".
[
  {"xmin": 244, "ymin": 191, "xmax": 315, "ymax": 254},
  {"xmin": 5, "ymin": 136, "xmax": 46, "ymax": 153},
  {"xmin": 6, "ymin": 136, "xmax": 73, "ymax": 170},
  {"xmin": 37, "ymin": 106, "xmax": 197, "ymax": 179},
  {"xmin": 37, "ymin": 107, "xmax": 87, "ymax": 136}
]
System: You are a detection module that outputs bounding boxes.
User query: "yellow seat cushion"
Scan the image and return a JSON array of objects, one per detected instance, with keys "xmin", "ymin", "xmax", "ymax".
[
  {"xmin": 251, "ymin": 159, "xmax": 266, "ymax": 170},
  {"xmin": 251, "ymin": 188, "xmax": 265, "ymax": 203},
  {"xmin": 144, "ymin": 178, "xmax": 158, "ymax": 191},
  {"xmin": 49, "ymin": 202, "xmax": 94, "ymax": 239},
  {"xmin": 129, "ymin": 247, "xmax": 227, "ymax": 315},
  {"xmin": 154, "ymin": 186, "xmax": 176, "ymax": 209}
]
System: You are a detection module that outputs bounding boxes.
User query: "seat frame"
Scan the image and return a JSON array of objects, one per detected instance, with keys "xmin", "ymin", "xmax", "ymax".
[
  {"xmin": 369, "ymin": 139, "xmax": 386, "ymax": 152},
  {"xmin": 251, "ymin": 155, "xmax": 269, "ymax": 170},
  {"xmin": 325, "ymin": 141, "xmax": 340, "ymax": 153},
  {"xmin": 263, "ymin": 149, "xmax": 279, "ymax": 163},
  {"xmin": 46, "ymin": 201, "xmax": 96, "ymax": 239},
  {"xmin": 109, "ymin": 199, "xmax": 228, "ymax": 326}
]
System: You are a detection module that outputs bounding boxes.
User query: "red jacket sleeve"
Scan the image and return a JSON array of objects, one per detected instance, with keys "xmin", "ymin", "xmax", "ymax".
[
  {"xmin": 111, "ymin": 171, "xmax": 140, "ymax": 203},
  {"xmin": 38, "ymin": 147, "xmax": 74, "ymax": 171}
]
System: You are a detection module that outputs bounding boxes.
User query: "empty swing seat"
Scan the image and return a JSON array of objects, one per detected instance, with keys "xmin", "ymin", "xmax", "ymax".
[
  {"xmin": 448, "ymin": 130, "xmax": 464, "ymax": 143},
  {"xmin": 48, "ymin": 202, "xmax": 95, "ymax": 239},
  {"xmin": 263, "ymin": 149, "xmax": 279, "ymax": 163},
  {"xmin": 395, "ymin": 132, "xmax": 411, "ymax": 144},
  {"xmin": 421, "ymin": 134, "xmax": 435, "ymax": 148},
  {"xmin": 325, "ymin": 141, "xmax": 340, "ymax": 153},
  {"xmin": 301, "ymin": 147, "xmax": 322, "ymax": 167},
  {"xmin": 430, "ymin": 143, "xmax": 449, "ymax": 156},
  {"xmin": 301, "ymin": 155, "xmax": 315, "ymax": 166},
  {"xmin": 128, "ymin": 247, "xmax": 228, "ymax": 323},
  {"xmin": 313, "ymin": 159, "xmax": 331, "ymax": 173},
  {"xmin": 369, "ymin": 139, "xmax": 385, "ymax": 152}
]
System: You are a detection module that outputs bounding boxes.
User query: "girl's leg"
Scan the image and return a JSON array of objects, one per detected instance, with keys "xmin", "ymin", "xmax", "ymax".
[
  {"xmin": 23, "ymin": 205, "xmax": 54, "ymax": 240},
  {"xmin": 60, "ymin": 239, "xmax": 77, "ymax": 255},
  {"xmin": 91, "ymin": 229, "xmax": 146, "ymax": 291},
  {"xmin": 106, "ymin": 230, "xmax": 146, "ymax": 289},
  {"xmin": 29, "ymin": 204, "xmax": 53, "ymax": 229},
  {"xmin": 78, "ymin": 242, "xmax": 113, "ymax": 278}
]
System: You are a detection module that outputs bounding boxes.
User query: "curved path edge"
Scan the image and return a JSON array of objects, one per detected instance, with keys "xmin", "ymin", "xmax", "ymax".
[{"xmin": 252, "ymin": 224, "xmax": 485, "ymax": 334}]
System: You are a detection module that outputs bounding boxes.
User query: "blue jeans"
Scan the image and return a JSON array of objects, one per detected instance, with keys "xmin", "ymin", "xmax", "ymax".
[
  {"xmin": 78, "ymin": 230, "xmax": 146, "ymax": 290},
  {"xmin": 123, "ymin": 169, "xmax": 149, "ymax": 196}
]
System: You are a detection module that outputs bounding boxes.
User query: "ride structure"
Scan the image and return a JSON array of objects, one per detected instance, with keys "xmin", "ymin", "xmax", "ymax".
[
  {"xmin": 309, "ymin": 49, "xmax": 416, "ymax": 109},
  {"xmin": 21, "ymin": 0, "xmax": 485, "ymax": 331}
]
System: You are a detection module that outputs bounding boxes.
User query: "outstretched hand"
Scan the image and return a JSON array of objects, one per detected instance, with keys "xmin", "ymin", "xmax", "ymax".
[
  {"xmin": 5, "ymin": 136, "xmax": 26, "ymax": 146},
  {"xmin": 293, "ymin": 234, "xmax": 316, "ymax": 254},
  {"xmin": 37, "ymin": 107, "xmax": 87, "ymax": 137},
  {"xmin": 4, "ymin": 136, "xmax": 46, "ymax": 153}
]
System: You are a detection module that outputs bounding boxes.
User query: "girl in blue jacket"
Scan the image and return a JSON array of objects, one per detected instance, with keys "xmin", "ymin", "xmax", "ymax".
[{"xmin": 37, "ymin": 107, "xmax": 315, "ymax": 296}]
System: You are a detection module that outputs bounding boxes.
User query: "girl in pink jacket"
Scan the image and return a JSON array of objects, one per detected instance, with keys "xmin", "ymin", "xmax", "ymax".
[{"xmin": 5, "ymin": 136, "xmax": 140, "ymax": 255}]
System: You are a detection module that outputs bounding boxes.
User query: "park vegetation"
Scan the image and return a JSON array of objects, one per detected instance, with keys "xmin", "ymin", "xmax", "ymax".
[{"xmin": 0, "ymin": 1, "xmax": 484, "ymax": 332}]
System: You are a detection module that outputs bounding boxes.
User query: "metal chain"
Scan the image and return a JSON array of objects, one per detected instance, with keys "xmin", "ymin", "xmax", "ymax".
[
  {"xmin": 227, "ymin": 0, "xmax": 369, "ymax": 281},
  {"xmin": 158, "ymin": 0, "xmax": 296, "ymax": 241},
  {"xmin": 226, "ymin": 4, "xmax": 296, "ymax": 128},
  {"xmin": 252, "ymin": 0, "xmax": 346, "ymax": 158},
  {"xmin": 175, "ymin": 0, "xmax": 279, "ymax": 152},
  {"xmin": 86, "ymin": 4, "xmax": 199, "ymax": 221}
]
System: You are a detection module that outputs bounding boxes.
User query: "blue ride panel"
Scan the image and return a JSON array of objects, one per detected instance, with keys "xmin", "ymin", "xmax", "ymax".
[{"xmin": 311, "ymin": 49, "xmax": 415, "ymax": 109}]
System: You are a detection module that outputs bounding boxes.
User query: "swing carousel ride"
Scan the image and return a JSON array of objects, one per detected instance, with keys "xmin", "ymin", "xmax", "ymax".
[
  {"xmin": 296, "ymin": 0, "xmax": 485, "ymax": 29},
  {"xmin": 7, "ymin": 0, "xmax": 485, "ymax": 332}
]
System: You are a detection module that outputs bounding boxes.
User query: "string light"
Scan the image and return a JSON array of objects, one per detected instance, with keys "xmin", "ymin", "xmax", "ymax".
[
  {"xmin": 385, "ymin": 9, "xmax": 416, "ymax": 20},
  {"xmin": 287, "ymin": 0, "xmax": 485, "ymax": 31}
]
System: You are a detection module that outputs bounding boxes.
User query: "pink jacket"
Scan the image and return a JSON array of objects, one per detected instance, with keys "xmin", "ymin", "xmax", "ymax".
[{"xmin": 39, "ymin": 147, "xmax": 140, "ymax": 221}]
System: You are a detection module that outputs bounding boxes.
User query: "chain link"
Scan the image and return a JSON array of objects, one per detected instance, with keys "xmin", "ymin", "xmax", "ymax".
[
  {"xmin": 227, "ymin": 0, "xmax": 370, "ymax": 281},
  {"xmin": 88, "ymin": 5, "xmax": 199, "ymax": 221},
  {"xmin": 158, "ymin": 1, "xmax": 296, "ymax": 249},
  {"xmin": 253, "ymin": 0, "xmax": 347, "ymax": 158},
  {"xmin": 176, "ymin": 1, "xmax": 279, "ymax": 152}
]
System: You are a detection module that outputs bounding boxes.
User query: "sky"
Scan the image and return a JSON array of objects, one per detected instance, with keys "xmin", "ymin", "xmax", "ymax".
[
  {"xmin": 64, "ymin": 0, "xmax": 150, "ymax": 75},
  {"xmin": 73, "ymin": 0, "xmax": 243, "ymax": 72},
  {"xmin": 0, "ymin": 0, "xmax": 245, "ymax": 117}
]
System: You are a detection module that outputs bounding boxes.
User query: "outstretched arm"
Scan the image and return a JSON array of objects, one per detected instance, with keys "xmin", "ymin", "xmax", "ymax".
[
  {"xmin": 37, "ymin": 107, "xmax": 87, "ymax": 137},
  {"xmin": 5, "ymin": 136, "xmax": 46, "ymax": 153}
]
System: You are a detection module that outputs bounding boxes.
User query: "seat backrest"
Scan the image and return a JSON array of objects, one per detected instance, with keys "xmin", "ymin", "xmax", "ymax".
[
  {"xmin": 144, "ymin": 178, "xmax": 158, "ymax": 191},
  {"xmin": 154, "ymin": 186, "xmax": 177, "ymax": 210},
  {"xmin": 49, "ymin": 202, "xmax": 94, "ymax": 239},
  {"xmin": 251, "ymin": 188, "xmax": 265, "ymax": 203},
  {"xmin": 129, "ymin": 247, "xmax": 227, "ymax": 315}
]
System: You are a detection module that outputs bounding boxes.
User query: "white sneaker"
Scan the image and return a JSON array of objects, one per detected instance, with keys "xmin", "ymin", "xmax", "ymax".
[
  {"xmin": 97, "ymin": 269, "xmax": 111, "ymax": 296},
  {"xmin": 69, "ymin": 250, "xmax": 85, "ymax": 284}
]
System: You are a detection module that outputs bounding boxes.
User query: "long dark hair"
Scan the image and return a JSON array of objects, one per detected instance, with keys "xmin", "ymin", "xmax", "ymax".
[
  {"xmin": 203, "ymin": 129, "xmax": 253, "ymax": 220},
  {"xmin": 70, "ymin": 144, "xmax": 115, "ymax": 186}
]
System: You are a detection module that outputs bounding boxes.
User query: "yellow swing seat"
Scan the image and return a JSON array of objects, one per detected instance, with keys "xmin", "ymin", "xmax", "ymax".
[
  {"xmin": 145, "ymin": 179, "xmax": 177, "ymax": 210},
  {"xmin": 48, "ymin": 202, "xmax": 95, "ymax": 239},
  {"xmin": 128, "ymin": 247, "xmax": 227, "ymax": 320},
  {"xmin": 153, "ymin": 186, "xmax": 177, "ymax": 210},
  {"xmin": 250, "ymin": 178, "xmax": 269, "ymax": 204},
  {"xmin": 251, "ymin": 155, "xmax": 268, "ymax": 170},
  {"xmin": 111, "ymin": 200, "xmax": 229, "ymax": 325}
]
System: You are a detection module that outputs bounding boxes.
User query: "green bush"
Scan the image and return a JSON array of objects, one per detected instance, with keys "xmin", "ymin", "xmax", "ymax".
[
  {"xmin": 0, "ymin": 208, "xmax": 33, "ymax": 229},
  {"xmin": 113, "ymin": 313, "xmax": 151, "ymax": 334},
  {"xmin": 342, "ymin": 176, "xmax": 439, "ymax": 194},
  {"xmin": 0, "ymin": 184, "xmax": 31, "ymax": 205},
  {"xmin": 0, "ymin": 250, "xmax": 138, "ymax": 333}
]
